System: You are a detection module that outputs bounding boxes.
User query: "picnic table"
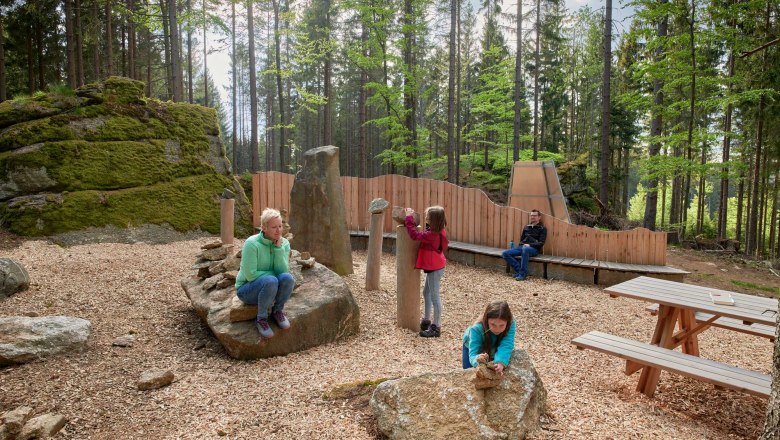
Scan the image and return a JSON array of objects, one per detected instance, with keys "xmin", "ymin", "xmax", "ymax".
[{"xmin": 572, "ymin": 276, "xmax": 778, "ymax": 398}]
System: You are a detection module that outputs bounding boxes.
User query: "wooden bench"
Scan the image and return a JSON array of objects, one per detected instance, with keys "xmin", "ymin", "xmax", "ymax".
[
  {"xmin": 645, "ymin": 303, "xmax": 776, "ymax": 341},
  {"xmin": 349, "ymin": 230, "xmax": 688, "ymax": 286},
  {"xmin": 571, "ymin": 330, "xmax": 771, "ymax": 398}
]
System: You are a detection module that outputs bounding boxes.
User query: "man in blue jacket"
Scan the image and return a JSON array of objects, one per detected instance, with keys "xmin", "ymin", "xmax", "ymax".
[{"xmin": 502, "ymin": 209, "xmax": 547, "ymax": 281}]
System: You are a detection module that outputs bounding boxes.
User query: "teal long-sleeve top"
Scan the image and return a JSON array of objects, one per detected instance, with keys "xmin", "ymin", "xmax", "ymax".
[
  {"xmin": 462, "ymin": 320, "xmax": 516, "ymax": 367},
  {"xmin": 235, "ymin": 232, "xmax": 291, "ymax": 289}
]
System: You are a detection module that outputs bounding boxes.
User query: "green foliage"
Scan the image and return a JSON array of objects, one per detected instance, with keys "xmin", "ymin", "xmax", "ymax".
[{"xmin": 730, "ymin": 280, "xmax": 778, "ymax": 295}]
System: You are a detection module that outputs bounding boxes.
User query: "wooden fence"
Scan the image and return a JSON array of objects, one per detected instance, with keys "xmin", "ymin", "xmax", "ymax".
[{"xmin": 252, "ymin": 172, "xmax": 667, "ymax": 265}]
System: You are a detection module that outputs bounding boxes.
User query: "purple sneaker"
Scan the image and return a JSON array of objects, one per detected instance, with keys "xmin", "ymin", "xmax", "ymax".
[
  {"xmin": 273, "ymin": 310, "xmax": 291, "ymax": 330},
  {"xmin": 256, "ymin": 318, "xmax": 274, "ymax": 338}
]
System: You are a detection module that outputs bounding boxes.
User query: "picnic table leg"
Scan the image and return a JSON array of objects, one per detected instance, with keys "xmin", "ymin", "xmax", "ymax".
[
  {"xmin": 678, "ymin": 310, "xmax": 700, "ymax": 356},
  {"xmin": 636, "ymin": 305, "xmax": 680, "ymax": 397}
]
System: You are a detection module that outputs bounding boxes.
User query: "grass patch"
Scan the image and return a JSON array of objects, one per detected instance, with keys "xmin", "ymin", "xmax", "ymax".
[
  {"xmin": 323, "ymin": 378, "xmax": 392, "ymax": 439},
  {"xmin": 730, "ymin": 279, "xmax": 779, "ymax": 295}
]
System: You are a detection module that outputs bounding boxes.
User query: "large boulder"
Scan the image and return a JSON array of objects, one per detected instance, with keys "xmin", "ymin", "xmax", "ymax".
[
  {"xmin": 0, "ymin": 76, "xmax": 251, "ymax": 237},
  {"xmin": 289, "ymin": 146, "xmax": 354, "ymax": 275},
  {"xmin": 371, "ymin": 350, "xmax": 546, "ymax": 440},
  {"xmin": 0, "ymin": 258, "xmax": 30, "ymax": 299},
  {"xmin": 0, "ymin": 316, "xmax": 91, "ymax": 366},
  {"xmin": 181, "ymin": 244, "xmax": 359, "ymax": 360}
]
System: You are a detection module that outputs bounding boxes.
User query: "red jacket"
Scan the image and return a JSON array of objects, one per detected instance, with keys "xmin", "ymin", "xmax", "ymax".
[{"xmin": 404, "ymin": 215, "xmax": 448, "ymax": 271}]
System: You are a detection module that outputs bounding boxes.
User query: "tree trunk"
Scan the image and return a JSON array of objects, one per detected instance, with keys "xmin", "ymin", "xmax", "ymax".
[
  {"xmin": 358, "ymin": 19, "xmax": 368, "ymax": 179},
  {"xmin": 92, "ymin": 0, "xmax": 100, "ymax": 81},
  {"xmin": 231, "ymin": 0, "xmax": 237, "ymax": 173},
  {"xmin": 159, "ymin": 0, "xmax": 172, "ymax": 97},
  {"xmin": 168, "ymin": 0, "xmax": 183, "ymax": 101},
  {"xmin": 455, "ymin": 0, "xmax": 462, "ymax": 185},
  {"xmin": 532, "ymin": 0, "xmax": 541, "ymax": 160},
  {"xmin": 128, "ymin": 0, "xmax": 136, "ymax": 79},
  {"xmin": 186, "ymin": 0, "xmax": 193, "ymax": 103},
  {"xmin": 202, "ymin": 0, "xmax": 208, "ymax": 107},
  {"xmin": 65, "ymin": 0, "xmax": 77, "ymax": 88},
  {"xmin": 322, "ymin": 0, "xmax": 332, "ymax": 145},
  {"xmin": 511, "ymin": 0, "xmax": 523, "ymax": 163},
  {"xmin": 758, "ymin": 308, "xmax": 780, "ymax": 439},
  {"xmin": 598, "ymin": 0, "xmax": 612, "ymax": 214},
  {"xmin": 682, "ymin": 0, "xmax": 696, "ymax": 238},
  {"xmin": 0, "ymin": 13, "xmax": 5, "ymax": 102},
  {"xmin": 403, "ymin": 0, "xmax": 417, "ymax": 178},
  {"xmin": 446, "ymin": 0, "xmax": 457, "ymax": 181},
  {"xmin": 106, "ymin": 0, "xmax": 113, "ymax": 76},
  {"xmin": 248, "ymin": 0, "xmax": 259, "ymax": 172},
  {"xmin": 643, "ymin": 7, "xmax": 667, "ymax": 230},
  {"xmin": 273, "ymin": 0, "xmax": 286, "ymax": 171},
  {"xmin": 718, "ymin": 49, "xmax": 734, "ymax": 239},
  {"xmin": 75, "ymin": 0, "xmax": 85, "ymax": 86},
  {"xmin": 736, "ymin": 161, "xmax": 746, "ymax": 243},
  {"xmin": 34, "ymin": 17, "xmax": 44, "ymax": 91}
]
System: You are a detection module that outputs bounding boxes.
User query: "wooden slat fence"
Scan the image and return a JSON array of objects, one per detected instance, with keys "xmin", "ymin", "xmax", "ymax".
[{"xmin": 252, "ymin": 172, "xmax": 667, "ymax": 265}]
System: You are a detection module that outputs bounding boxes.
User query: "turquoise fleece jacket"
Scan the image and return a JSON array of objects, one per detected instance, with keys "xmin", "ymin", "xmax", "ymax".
[
  {"xmin": 462, "ymin": 320, "xmax": 516, "ymax": 367},
  {"xmin": 235, "ymin": 232, "xmax": 291, "ymax": 289}
]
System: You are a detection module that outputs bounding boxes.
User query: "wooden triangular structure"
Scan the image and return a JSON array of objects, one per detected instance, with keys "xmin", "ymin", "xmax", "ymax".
[{"xmin": 507, "ymin": 160, "xmax": 570, "ymax": 223}]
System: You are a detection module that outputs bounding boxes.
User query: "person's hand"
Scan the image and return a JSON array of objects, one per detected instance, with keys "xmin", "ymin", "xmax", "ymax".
[
  {"xmin": 405, "ymin": 207, "xmax": 415, "ymax": 217},
  {"xmin": 476, "ymin": 353, "xmax": 489, "ymax": 363},
  {"xmin": 493, "ymin": 363, "xmax": 505, "ymax": 375},
  {"xmin": 273, "ymin": 237, "xmax": 282, "ymax": 247}
]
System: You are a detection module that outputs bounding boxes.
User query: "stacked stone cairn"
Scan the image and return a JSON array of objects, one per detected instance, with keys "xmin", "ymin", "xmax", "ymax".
[
  {"xmin": 182, "ymin": 239, "xmax": 360, "ymax": 360},
  {"xmin": 0, "ymin": 407, "xmax": 67, "ymax": 440}
]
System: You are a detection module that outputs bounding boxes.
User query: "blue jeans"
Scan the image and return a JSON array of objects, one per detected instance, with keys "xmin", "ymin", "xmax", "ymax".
[
  {"xmin": 462, "ymin": 343, "xmax": 471, "ymax": 369},
  {"xmin": 423, "ymin": 268, "xmax": 444, "ymax": 326},
  {"xmin": 237, "ymin": 273, "xmax": 294, "ymax": 321},
  {"xmin": 502, "ymin": 245, "xmax": 539, "ymax": 277}
]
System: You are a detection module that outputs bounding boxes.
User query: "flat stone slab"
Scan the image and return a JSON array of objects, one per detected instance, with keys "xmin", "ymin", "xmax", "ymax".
[{"xmin": 182, "ymin": 262, "xmax": 360, "ymax": 359}]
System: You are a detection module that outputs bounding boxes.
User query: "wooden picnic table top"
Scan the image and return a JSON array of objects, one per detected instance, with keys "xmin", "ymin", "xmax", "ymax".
[{"xmin": 605, "ymin": 276, "xmax": 778, "ymax": 327}]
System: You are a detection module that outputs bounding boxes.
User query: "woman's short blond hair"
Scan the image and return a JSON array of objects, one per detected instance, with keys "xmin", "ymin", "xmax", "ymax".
[{"xmin": 260, "ymin": 208, "xmax": 282, "ymax": 227}]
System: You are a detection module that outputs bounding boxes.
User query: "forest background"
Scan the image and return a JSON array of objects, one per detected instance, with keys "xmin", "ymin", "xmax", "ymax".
[{"xmin": 0, "ymin": 0, "xmax": 777, "ymax": 259}]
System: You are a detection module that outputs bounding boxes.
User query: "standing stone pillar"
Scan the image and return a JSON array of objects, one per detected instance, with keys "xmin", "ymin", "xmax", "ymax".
[
  {"xmin": 220, "ymin": 198, "xmax": 235, "ymax": 245},
  {"xmin": 394, "ymin": 207, "xmax": 420, "ymax": 331},
  {"xmin": 289, "ymin": 146, "xmax": 354, "ymax": 275},
  {"xmin": 365, "ymin": 198, "xmax": 389, "ymax": 291}
]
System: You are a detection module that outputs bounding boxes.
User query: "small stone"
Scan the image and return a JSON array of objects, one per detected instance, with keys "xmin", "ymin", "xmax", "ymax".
[
  {"xmin": 222, "ymin": 271, "xmax": 238, "ymax": 281},
  {"xmin": 222, "ymin": 254, "xmax": 241, "ymax": 272},
  {"xmin": 0, "ymin": 258, "xmax": 30, "ymax": 299},
  {"xmin": 368, "ymin": 197, "xmax": 390, "ymax": 214},
  {"xmin": 18, "ymin": 413, "xmax": 67, "ymax": 440},
  {"xmin": 2, "ymin": 406, "xmax": 33, "ymax": 436},
  {"xmin": 391, "ymin": 207, "xmax": 419, "ymax": 225},
  {"xmin": 216, "ymin": 278, "xmax": 233, "ymax": 289},
  {"xmin": 197, "ymin": 266, "xmax": 211, "ymax": 279},
  {"xmin": 201, "ymin": 241, "xmax": 223, "ymax": 250},
  {"xmin": 217, "ymin": 429, "xmax": 227, "ymax": 436},
  {"xmin": 112, "ymin": 334, "xmax": 136, "ymax": 347},
  {"xmin": 197, "ymin": 246, "xmax": 231, "ymax": 261},
  {"xmin": 208, "ymin": 261, "xmax": 226, "ymax": 276},
  {"xmin": 22, "ymin": 311, "xmax": 39, "ymax": 317},
  {"xmin": 297, "ymin": 257, "xmax": 316, "ymax": 269},
  {"xmin": 137, "ymin": 369, "xmax": 174, "ymax": 391},
  {"xmin": 191, "ymin": 260, "xmax": 212, "ymax": 270},
  {"xmin": 299, "ymin": 252, "xmax": 310, "ymax": 260},
  {"xmin": 221, "ymin": 188, "xmax": 235, "ymax": 199},
  {"xmin": 202, "ymin": 274, "xmax": 223, "ymax": 291}
]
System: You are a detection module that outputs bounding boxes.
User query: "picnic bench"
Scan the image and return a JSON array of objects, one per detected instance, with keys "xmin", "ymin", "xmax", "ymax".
[
  {"xmin": 349, "ymin": 230, "xmax": 689, "ymax": 286},
  {"xmin": 645, "ymin": 303, "xmax": 775, "ymax": 341},
  {"xmin": 571, "ymin": 276, "xmax": 777, "ymax": 398},
  {"xmin": 572, "ymin": 331, "xmax": 771, "ymax": 398}
]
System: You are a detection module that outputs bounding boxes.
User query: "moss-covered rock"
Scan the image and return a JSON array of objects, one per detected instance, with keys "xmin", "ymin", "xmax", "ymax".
[
  {"xmin": 0, "ymin": 77, "xmax": 250, "ymax": 237},
  {"xmin": 557, "ymin": 153, "xmax": 598, "ymax": 214}
]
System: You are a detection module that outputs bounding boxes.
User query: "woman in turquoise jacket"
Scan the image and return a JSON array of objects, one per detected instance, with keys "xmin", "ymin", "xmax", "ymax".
[
  {"xmin": 235, "ymin": 208, "xmax": 294, "ymax": 339},
  {"xmin": 462, "ymin": 301, "xmax": 516, "ymax": 375}
]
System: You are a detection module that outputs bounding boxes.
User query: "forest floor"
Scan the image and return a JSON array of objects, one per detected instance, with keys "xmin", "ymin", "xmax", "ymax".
[{"xmin": 0, "ymin": 228, "xmax": 777, "ymax": 439}]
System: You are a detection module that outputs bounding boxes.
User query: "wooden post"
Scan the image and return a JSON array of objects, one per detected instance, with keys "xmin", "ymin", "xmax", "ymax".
[
  {"xmin": 396, "ymin": 224, "xmax": 420, "ymax": 331},
  {"xmin": 365, "ymin": 198, "xmax": 389, "ymax": 290},
  {"xmin": 220, "ymin": 198, "xmax": 235, "ymax": 245}
]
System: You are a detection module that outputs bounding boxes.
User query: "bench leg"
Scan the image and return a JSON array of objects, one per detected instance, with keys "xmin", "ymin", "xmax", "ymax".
[{"xmin": 637, "ymin": 305, "xmax": 680, "ymax": 397}]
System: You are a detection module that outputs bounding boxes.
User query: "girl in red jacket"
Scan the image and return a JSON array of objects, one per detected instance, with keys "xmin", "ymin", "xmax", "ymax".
[{"xmin": 404, "ymin": 206, "xmax": 449, "ymax": 337}]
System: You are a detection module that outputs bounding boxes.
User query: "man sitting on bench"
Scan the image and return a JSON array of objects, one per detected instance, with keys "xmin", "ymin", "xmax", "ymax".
[{"xmin": 502, "ymin": 209, "xmax": 547, "ymax": 281}]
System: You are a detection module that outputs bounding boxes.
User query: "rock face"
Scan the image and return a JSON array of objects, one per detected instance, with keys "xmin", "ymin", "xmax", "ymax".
[
  {"xmin": 182, "ymin": 241, "xmax": 360, "ymax": 360},
  {"xmin": 0, "ymin": 258, "xmax": 30, "ymax": 299},
  {"xmin": 0, "ymin": 76, "xmax": 252, "ymax": 237},
  {"xmin": 0, "ymin": 316, "xmax": 91, "ymax": 366},
  {"xmin": 371, "ymin": 350, "xmax": 546, "ymax": 440},
  {"xmin": 288, "ymin": 146, "xmax": 353, "ymax": 275},
  {"xmin": 0, "ymin": 407, "xmax": 67, "ymax": 440}
]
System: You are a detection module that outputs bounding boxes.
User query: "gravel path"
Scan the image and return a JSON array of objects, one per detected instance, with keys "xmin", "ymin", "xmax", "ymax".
[{"xmin": 0, "ymin": 237, "xmax": 771, "ymax": 439}]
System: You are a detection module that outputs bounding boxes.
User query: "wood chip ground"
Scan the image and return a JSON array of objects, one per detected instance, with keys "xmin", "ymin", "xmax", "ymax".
[{"xmin": 0, "ymin": 238, "xmax": 772, "ymax": 439}]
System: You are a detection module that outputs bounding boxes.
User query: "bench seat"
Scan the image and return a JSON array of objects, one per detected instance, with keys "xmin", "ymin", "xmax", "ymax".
[
  {"xmin": 571, "ymin": 331, "xmax": 771, "ymax": 398},
  {"xmin": 348, "ymin": 230, "xmax": 689, "ymax": 285},
  {"xmin": 645, "ymin": 303, "xmax": 776, "ymax": 341}
]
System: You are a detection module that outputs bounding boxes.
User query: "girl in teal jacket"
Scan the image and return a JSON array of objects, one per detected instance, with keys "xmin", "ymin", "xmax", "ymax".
[{"xmin": 462, "ymin": 301, "xmax": 516, "ymax": 375}]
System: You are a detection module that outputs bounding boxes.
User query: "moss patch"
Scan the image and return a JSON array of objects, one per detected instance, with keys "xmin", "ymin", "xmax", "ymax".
[{"xmin": 1, "ymin": 174, "xmax": 251, "ymax": 236}]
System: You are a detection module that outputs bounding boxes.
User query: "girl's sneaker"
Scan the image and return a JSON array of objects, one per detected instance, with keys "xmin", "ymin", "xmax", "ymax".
[
  {"xmin": 420, "ymin": 324, "xmax": 440, "ymax": 338},
  {"xmin": 420, "ymin": 318, "xmax": 431, "ymax": 332}
]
